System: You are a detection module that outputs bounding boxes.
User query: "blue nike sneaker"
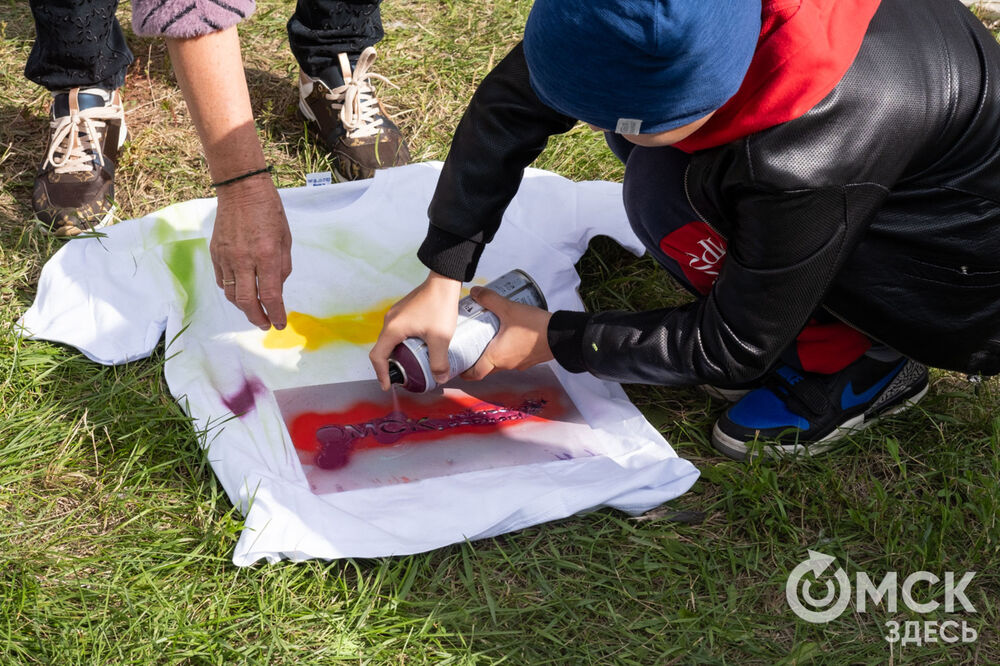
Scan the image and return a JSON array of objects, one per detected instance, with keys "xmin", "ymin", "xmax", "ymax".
[{"xmin": 712, "ymin": 356, "xmax": 929, "ymax": 460}]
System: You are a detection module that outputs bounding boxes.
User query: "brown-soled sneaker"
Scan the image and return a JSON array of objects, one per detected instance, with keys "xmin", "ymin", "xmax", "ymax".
[
  {"xmin": 33, "ymin": 88, "xmax": 127, "ymax": 237},
  {"xmin": 298, "ymin": 47, "xmax": 410, "ymax": 180}
]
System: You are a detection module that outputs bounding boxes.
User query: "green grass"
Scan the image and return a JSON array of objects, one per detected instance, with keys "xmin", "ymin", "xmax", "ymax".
[{"xmin": 1, "ymin": 1, "xmax": 999, "ymax": 663}]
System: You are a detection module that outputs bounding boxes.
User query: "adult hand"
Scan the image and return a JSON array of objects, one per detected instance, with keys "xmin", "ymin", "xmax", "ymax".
[
  {"xmin": 370, "ymin": 270, "xmax": 462, "ymax": 390},
  {"xmin": 461, "ymin": 286, "xmax": 553, "ymax": 380},
  {"xmin": 210, "ymin": 174, "xmax": 292, "ymax": 331}
]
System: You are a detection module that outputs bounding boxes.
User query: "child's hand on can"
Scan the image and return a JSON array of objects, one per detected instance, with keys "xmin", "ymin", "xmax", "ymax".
[
  {"xmin": 370, "ymin": 270, "xmax": 462, "ymax": 390},
  {"xmin": 460, "ymin": 286, "xmax": 554, "ymax": 381}
]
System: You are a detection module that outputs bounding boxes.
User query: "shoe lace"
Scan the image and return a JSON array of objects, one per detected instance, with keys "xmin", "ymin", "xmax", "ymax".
[
  {"xmin": 323, "ymin": 47, "xmax": 397, "ymax": 139},
  {"xmin": 44, "ymin": 104, "xmax": 120, "ymax": 174}
]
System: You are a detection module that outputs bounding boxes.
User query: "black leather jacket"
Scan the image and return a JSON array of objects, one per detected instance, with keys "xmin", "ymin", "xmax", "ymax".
[{"xmin": 418, "ymin": 0, "xmax": 1000, "ymax": 383}]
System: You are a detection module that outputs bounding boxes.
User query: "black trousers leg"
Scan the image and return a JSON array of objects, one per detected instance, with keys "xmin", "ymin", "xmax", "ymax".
[
  {"xmin": 616, "ymin": 135, "xmax": 723, "ymax": 297},
  {"xmin": 615, "ymin": 134, "xmax": 874, "ymax": 374},
  {"xmin": 287, "ymin": 0, "xmax": 383, "ymax": 87},
  {"xmin": 25, "ymin": 0, "xmax": 133, "ymax": 91}
]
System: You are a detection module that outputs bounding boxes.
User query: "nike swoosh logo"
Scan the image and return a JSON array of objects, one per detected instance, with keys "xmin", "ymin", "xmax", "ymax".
[{"xmin": 841, "ymin": 361, "xmax": 906, "ymax": 410}]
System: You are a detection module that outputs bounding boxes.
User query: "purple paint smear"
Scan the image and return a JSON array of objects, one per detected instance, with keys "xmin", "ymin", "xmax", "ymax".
[
  {"xmin": 314, "ymin": 399, "xmax": 547, "ymax": 470},
  {"xmin": 222, "ymin": 378, "xmax": 266, "ymax": 417}
]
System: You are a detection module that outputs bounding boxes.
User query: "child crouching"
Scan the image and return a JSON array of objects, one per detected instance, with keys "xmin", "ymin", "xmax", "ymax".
[{"xmin": 371, "ymin": 0, "xmax": 1000, "ymax": 459}]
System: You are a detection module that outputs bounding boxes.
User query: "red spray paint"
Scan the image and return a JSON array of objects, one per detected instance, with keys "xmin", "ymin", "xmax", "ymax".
[{"xmin": 289, "ymin": 391, "xmax": 559, "ymax": 470}]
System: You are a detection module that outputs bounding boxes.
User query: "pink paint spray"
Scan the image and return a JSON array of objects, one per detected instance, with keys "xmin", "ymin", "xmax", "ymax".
[{"xmin": 314, "ymin": 398, "xmax": 547, "ymax": 469}]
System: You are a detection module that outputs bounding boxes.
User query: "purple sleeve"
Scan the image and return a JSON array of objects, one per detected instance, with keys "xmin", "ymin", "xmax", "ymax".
[{"xmin": 132, "ymin": 0, "xmax": 255, "ymax": 38}]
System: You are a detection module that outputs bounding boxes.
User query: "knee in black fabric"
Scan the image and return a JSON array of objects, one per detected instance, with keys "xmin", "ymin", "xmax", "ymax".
[
  {"xmin": 622, "ymin": 146, "xmax": 693, "ymax": 248},
  {"xmin": 621, "ymin": 146, "xmax": 725, "ymax": 297},
  {"xmin": 604, "ymin": 132, "xmax": 634, "ymax": 164}
]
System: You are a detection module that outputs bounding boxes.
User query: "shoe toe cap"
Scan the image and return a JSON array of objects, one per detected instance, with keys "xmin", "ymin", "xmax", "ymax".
[
  {"xmin": 722, "ymin": 387, "xmax": 811, "ymax": 432},
  {"xmin": 33, "ymin": 173, "xmax": 114, "ymax": 233}
]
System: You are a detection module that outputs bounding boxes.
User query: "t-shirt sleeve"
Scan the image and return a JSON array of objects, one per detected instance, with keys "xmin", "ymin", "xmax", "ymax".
[
  {"xmin": 510, "ymin": 172, "xmax": 646, "ymax": 262},
  {"xmin": 18, "ymin": 232, "xmax": 171, "ymax": 365},
  {"xmin": 571, "ymin": 179, "xmax": 645, "ymax": 257}
]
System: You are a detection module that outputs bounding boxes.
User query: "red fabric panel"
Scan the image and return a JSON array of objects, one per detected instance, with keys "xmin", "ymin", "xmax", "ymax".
[
  {"xmin": 674, "ymin": 0, "xmax": 882, "ymax": 153},
  {"xmin": 795, "ymin": 319, "xmax": 872, "ymax": 374},
  {"xmin": 659, "ymin": 223, "xmax": 870, "ymax": 373},
  {"xmin": 659, "ymin": 221, "xmax": 728, "ymax": 294}
]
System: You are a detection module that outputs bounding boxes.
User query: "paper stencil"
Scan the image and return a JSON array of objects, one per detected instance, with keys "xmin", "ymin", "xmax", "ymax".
[{"xmin": 275, "ymin": 365, "xmax": 596, "ymax": 494}]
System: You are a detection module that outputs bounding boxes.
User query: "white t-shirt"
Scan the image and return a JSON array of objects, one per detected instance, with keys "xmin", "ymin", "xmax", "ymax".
[{"xmin": 20, "ymin": 163, "xmax": 699, "ymax": 565}]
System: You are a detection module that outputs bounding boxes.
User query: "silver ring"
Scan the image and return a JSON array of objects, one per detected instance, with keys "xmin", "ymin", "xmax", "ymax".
[{"xmin": 222, "ymin": 279, "xmax": 236, "ymax": 287}]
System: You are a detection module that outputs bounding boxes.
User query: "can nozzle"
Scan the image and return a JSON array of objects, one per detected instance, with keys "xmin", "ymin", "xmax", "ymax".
[{"xmin": 388, "ymin": 360, "xmax": 405, "ymax": 386}]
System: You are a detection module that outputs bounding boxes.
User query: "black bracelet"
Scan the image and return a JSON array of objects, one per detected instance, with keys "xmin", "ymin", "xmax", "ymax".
[{"xmin": 210, "ymin": 165, "xmax": 273, "ymax": 189}]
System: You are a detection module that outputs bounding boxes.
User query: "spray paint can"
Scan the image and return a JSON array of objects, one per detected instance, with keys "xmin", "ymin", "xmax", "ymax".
[{"xmin": 388, "ymin": 269, "xmax": 547, "ymax": 392}]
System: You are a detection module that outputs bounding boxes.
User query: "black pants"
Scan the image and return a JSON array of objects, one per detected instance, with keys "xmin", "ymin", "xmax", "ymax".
[
  {"xmin": 607, "ymin": 133, "xmax": 877, "ymax": 375},
  {"xmin": 287, "ymin": 0, "xmax": 383, "ymax": 87},
  {"xmin": 24, "ymin": 0, "xmax": 382, "ymax": 91}
]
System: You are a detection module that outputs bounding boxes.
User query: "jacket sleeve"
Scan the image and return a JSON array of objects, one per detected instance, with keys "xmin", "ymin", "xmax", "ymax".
[
  {"xmin": 132, "ymin": 0, "xmax": 255, "ymax": 38},
  {"xmin": 547, "ymin": 183, "xmax": 890, "ymax": 386},
  {"xmin": 418, "ymin": 42, "xmax": 578, "ymax": 281}
]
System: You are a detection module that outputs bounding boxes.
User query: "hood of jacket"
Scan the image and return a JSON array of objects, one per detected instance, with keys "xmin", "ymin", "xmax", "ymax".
[{"xmin": 674, "ymin": 0, "xmax": 882, "ymax": 153}]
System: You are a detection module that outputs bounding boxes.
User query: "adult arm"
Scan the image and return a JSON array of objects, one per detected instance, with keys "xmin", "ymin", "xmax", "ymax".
[
  {"xmin": 165, "ymin": 28, "xmax": 291, "ymax": 331},
  {"xmin": 132, "ymin": 2, "xmax": 290, "ymax": 331}
]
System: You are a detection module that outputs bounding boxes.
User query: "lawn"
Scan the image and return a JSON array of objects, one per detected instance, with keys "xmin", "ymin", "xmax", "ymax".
[{"xmin": 0, "ymin": 1, "xmax": 998, "ymax": 663}]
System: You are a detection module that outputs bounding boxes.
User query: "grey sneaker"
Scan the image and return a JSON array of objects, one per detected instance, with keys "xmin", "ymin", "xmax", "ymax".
[
  {"xmin": 32, "ymin": 88, "xmax": 127, "ymax": 236},
  {"xmin": 298, "ymin": 47, "xmax": 410, "ymax": 180}
]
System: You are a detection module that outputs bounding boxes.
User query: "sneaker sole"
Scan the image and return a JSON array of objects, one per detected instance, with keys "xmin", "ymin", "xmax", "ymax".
[
  {"xmin": 298, "ymin": 96, "xmax": 319, "ymax": 124},
  {"xmin": 711, "ymin": 383, "xmax": 929, "ymax": 461},
  {"xmin": 35, "ymin": 191, "xmax": 120, "ymax": 237},
  {"xmin": 118, "ymin": 112, "xmax": 128, "ymax": 150}
]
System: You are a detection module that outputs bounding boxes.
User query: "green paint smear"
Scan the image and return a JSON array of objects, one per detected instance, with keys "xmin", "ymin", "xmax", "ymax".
[
  {"xmin": 163, "ymin": 239, "xmax": 209, "ymax": 320},
  {"xmin": 324, "ymin": 226, "xmax": 425, "ymax": 281},
  {"xmin": 151, "ymin": 219, "xmax": 175, "ymax": 247},
  {"xmin": 147, "ymin": 203, "xmax": 208, "ymax": 251}
]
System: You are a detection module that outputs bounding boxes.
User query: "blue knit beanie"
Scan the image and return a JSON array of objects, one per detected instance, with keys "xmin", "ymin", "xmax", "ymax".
[{"xmin": 523, "ymin": 0, "xmax": 761, "ymax": 134}]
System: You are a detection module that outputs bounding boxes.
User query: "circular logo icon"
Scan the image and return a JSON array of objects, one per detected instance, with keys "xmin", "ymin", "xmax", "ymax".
[{"xmin": 786, "ymin": 550, "xmax": 852, "ymax": 623}]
